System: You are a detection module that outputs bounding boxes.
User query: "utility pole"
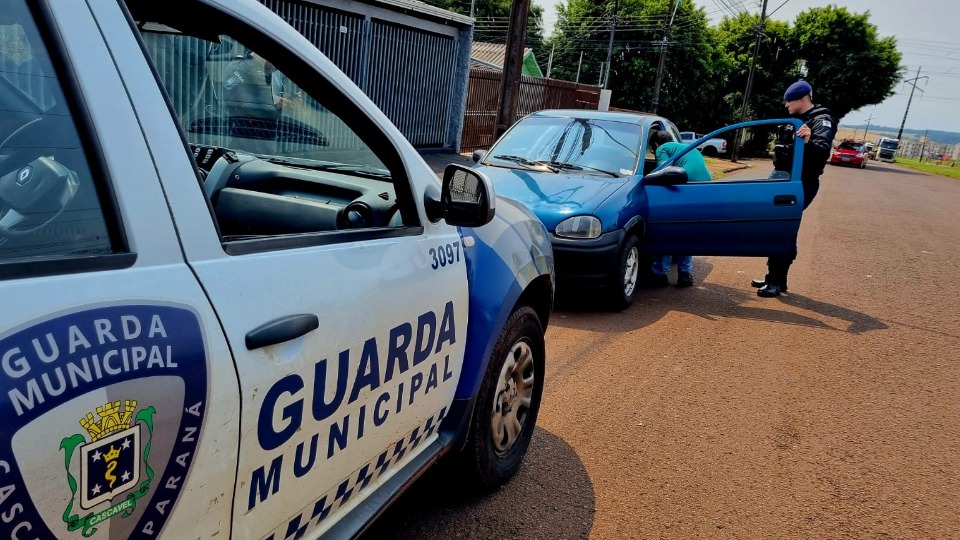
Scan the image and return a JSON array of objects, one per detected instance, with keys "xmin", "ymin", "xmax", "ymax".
[
  {"xmin": 651, "ymin": 0, "xmax": 681, "ymax": 113},
  {"xmin": 470, "ymin": 0, "xmax": 475, "ymax": 17},
  {"xmin": 896, "ymin": 66, "xmax": 928, "ymax": 142},
  {"xmin": 602, "ymin": 0, "xmax": 619, "ymax": 89},
  {"xmin": 546, "ymin": 42, "xmax": 556, "ymax": 79},
  {"xmin": 919, "ymin": 129, "xmax": 929, "ymax": 163},
  {"xmin": 575, "ymin": 51, "xmax": 584, "ymax": 83},
  {"xmin": 730, "ymin": 0, "xmax": 769, "ymax": 163},
  {"xmin": 495, "ymin": 0, "xmax": 531, "ymax": 139},
  {"xmin": 861, "ymin": 114, "xmax": 874, "ymax": 141}
]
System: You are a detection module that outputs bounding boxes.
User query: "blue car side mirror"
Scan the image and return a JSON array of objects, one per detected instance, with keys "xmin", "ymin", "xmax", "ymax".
[{"xmin": 643, "ymin": 166, "xmax": 688, "ymax": 186}]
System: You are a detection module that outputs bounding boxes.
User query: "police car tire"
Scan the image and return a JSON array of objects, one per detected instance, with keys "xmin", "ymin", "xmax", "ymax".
[
  {"xmin": 607, "ymin": 235, "xmax": 640, "ymax": 310},
  {"xmin": 462, "ymin": 305, "xmax": 545, "ymax": 490}
]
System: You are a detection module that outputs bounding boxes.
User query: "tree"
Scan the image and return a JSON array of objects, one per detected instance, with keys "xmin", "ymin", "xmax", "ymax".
[
  {"xmin": 541, "ymin": 0, "xmax": 612, "ymax": 85},
  {"xmin": 433, "ymin": 0, "xmax": 545, "ymax": 52},
  {"xmin": 790, "ymin": 6, "xmax": 902, "ymax": 121},
  {"xmin": 544, "ymin": 0, "xmax": 726, "ymax": 130},
  {"xmin": 715, "ymin": 13, "xmax": 798, "ymax": 122},
  {"xmin": 714, "ymin": 13, "xmax": 798, "ymax": 155}
]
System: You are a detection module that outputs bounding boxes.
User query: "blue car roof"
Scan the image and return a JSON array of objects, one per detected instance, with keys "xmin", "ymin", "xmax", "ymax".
[{"xmin": 528, "ymin": 109, "xmax": 660, "ymax": 125}]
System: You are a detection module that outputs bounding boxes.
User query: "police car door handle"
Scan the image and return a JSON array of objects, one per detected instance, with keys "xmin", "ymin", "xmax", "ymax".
[
  {"xmin": 773, "ymin": 195, "xmax": 797, "ymax": 206},
  {"xmin": 245, "ymin": 314, "xmax": 320, "ymax": 350}
]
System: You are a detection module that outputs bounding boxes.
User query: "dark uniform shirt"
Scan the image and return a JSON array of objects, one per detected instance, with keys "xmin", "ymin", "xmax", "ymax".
[{"xmin": 774, "ymin": 104, "xmax": 836, "ymax": 209}]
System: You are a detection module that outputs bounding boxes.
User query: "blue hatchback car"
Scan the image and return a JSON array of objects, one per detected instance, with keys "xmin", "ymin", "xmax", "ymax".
[{"xmin": 472, "ymin": 110, "xmax": 806, "ymax": 309}]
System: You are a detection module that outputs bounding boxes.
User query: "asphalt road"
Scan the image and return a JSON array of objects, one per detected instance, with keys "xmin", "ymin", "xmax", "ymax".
[{"xmin": 363, "ymin": 161, "xmax": 960, "ymax": 539}]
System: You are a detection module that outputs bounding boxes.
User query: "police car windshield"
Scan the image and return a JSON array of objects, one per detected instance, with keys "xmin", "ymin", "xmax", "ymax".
[
  {"xmin": 137, "ymin": 29, "xmax": 389, "ymax": 178},
  {"xmin": 487, "ymin": 117, "xmax": 641, "ymax": 177}
]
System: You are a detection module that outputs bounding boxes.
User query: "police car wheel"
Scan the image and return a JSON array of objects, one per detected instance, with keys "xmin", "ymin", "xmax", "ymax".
[
  {"xmin": 463, "ymin": 305, "xmax": 544, "ymax": 489},
  {"xmin": 607, "ymin": 235, "xmax": 640, "ymax": 310}
]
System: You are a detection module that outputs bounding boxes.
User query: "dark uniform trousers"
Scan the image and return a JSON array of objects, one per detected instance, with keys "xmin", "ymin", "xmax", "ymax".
[{"xmin": 764, "ymin": 105, "xmax": 834, "ymax": 289}]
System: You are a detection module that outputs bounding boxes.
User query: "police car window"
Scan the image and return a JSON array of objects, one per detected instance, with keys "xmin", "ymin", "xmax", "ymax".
[
  {"xmin": 139, "ymin": 28, "xmax": 408, "ymax": 239},
  {"xmin": 0, "ymin": 1, "xmax": 115, "ymax": 263}
]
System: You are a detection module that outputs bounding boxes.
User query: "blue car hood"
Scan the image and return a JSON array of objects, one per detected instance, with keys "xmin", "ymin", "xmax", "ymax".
[{"xmin": 477, "ymin": 165, "xmax": 627, "ymax": 231}]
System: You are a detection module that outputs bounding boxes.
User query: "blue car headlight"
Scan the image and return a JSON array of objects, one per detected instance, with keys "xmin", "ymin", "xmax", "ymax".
[{"xmin": 555, "ymin": 215, "xmax": 602, "ymax": 239}]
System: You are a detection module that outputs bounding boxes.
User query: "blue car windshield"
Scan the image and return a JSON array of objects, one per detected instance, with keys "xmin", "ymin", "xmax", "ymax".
[{"xmin": 488, "ymin": 117, "xmax": 642, "ymax": 176}]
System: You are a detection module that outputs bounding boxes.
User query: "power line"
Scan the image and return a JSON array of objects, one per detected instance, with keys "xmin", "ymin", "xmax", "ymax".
[{"xmin": 766, "ymin": 0, "xmax": 792, "ymax": 18}]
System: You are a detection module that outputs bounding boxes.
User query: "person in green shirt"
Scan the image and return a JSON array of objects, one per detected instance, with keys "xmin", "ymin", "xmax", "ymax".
[
  {"xmin": 651, "ymin": 131, "xmax": 713, "ymax": 182},
  {"xmin": 648, "ymin": 130, "xmax": 713, "ymax": 287}
]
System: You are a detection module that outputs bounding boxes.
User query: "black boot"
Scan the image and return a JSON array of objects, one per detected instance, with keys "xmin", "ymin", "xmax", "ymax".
[
  {"xmin": 751, "ymin": 275, "xmax": 787, "ymax": 291},
  {"xmin": 677, "ymin": 271, "xmax": 694, "ymax": 288},
  {"xmin": 757, "ymin": 282, "xmax": 783, "ymax": 297}
]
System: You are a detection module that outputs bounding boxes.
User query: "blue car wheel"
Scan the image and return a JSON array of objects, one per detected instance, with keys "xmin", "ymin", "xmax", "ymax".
[{"xmin": 608, "ymin": 234, "xmax": 640, "ymax": 310}]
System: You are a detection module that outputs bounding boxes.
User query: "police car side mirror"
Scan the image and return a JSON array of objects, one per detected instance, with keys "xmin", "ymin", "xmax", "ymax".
[
  {"xmin": 643, "ymin": 166, "xmax": 688, "ymax": 186},
  {"xmin": 438, "ymin": 164, "xmax": 495, "ymax": 227}
]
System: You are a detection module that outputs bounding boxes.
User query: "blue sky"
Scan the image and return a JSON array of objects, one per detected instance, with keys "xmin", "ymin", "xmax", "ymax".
[{"xmin": 535, "ymin": 0, "xmax": 960, "ymax": 133}]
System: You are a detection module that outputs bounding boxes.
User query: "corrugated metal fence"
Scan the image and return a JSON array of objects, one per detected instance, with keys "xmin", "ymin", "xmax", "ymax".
[
  {"xmin": 260, "ymin": 0, "xmax": 460, "ymax": 148},
  {"xmin": 461, "ymin": 67, "xmax": 602, "ymax": 152}
]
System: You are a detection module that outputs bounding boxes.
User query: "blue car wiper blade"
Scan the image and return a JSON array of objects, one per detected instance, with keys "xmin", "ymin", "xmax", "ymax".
[
  {"xmin": 492, "ymin": 155, "xmax": 559, "ymax": 172},
  {"xmin": 544, "ymin": 161, "xmax": 619, "ymax": 177}
]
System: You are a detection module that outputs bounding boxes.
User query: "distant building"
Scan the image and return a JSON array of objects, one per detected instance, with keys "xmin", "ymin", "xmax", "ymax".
[{"xmin": 899, "ymin": 139, "xmax": 921, "ymax": 158}]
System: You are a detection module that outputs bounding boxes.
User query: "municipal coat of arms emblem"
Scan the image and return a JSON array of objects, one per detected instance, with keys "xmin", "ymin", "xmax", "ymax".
[{"xmin": 60, "ymin": 400, "xmax": 156, "ymax": 537}]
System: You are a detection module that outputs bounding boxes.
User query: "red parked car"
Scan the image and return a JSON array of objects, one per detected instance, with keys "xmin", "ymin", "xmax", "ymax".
[{"xmin": 830, "ymin": 139, "xmax": 868, "ymax": 168}]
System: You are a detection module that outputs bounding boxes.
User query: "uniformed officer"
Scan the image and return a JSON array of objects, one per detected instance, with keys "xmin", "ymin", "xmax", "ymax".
[{"xmin": 753, "ymin": 80, "xmax": 836, "ymax": 297}]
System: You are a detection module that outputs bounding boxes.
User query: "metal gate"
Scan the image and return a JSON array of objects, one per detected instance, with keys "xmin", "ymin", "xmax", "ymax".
[
  {"xmin": 461, "ymin": 67, "xmax": 603, "ymax": 152},
  {"xmin": 260, "ymin": 0, "xmax": 462, "ymax": 148}
]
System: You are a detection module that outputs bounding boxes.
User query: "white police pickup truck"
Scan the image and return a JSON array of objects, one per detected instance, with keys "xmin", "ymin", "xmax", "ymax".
[{"xmin": 0, "ymin": 0, "xmax": 555, "ymax": 538}]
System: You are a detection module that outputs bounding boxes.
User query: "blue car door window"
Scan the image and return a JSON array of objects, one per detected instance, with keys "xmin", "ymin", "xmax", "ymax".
[{"xmin": 643, "ymin": 119, "xmax": 804, "ymax": 257}]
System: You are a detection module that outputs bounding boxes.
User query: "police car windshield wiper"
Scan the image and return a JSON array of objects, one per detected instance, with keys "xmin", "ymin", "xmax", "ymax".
[
  {"xmin": 492, "ymin": 155, "xmax": 559, "ymax": 172},
  {"xmin": 263, "ymin": 156, "xmax": 392, "ymax": 179},
  {"xmin": 544, "ymin": 161, "xmax": 619, "ymax": 177}
]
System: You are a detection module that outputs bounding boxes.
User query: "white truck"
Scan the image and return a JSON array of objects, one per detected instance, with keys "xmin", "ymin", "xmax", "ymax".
[
  {"xmin": 0, "ymin": 0, "xmax": 556, "ymax": 538},
  {"xmin": 875, "ymin": 137, "xmax": 900, "ymax": 163},
  {"xmin": 679, "ymin": 131, "xmax": 728, "ymax": 157}
]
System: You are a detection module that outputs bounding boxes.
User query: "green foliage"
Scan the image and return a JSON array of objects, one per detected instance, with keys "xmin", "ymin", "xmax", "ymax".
[
  {"xmin": 434, "ymin": 0, "xmax": 545, "ymax": 51},
  {"xmin": 790, "ymin": 6, "xmax": 903, "ymax": 121},
  {"xmin": 541, "ymin": 0, "xmax": 902, "ymax": 136},
  {"xmin": 896, "ymin": 158, "xmax": 960, "ymax": 181},
  {"xmin": 544, "ymin": 0, "xmax": 727, "ymax": 131},
  {"xmin": 714, "ymin": 13, "xmax": 799, "ymax": 155},
  {"xmin": 715, "ymin": 13, "xmax": 797, "ymax": 121}
]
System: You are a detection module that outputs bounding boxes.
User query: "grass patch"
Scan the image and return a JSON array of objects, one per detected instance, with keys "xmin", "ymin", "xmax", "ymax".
[
  {"xmin": 704, "ymin": 157, "xmax": 750, "ymax": 180},
  {"xmin": 894, "ymin": 158, "xmax": 960, "ymax": 180}
]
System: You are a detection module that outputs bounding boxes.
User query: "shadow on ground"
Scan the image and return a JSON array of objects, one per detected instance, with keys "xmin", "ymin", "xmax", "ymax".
[
  {"xmin": 553, "ymin": 260, "xmax": 887, "ymax": 336},
  {"xmin": 359, "ymin": 427, "xmax": 595, "ymax": 539}
]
